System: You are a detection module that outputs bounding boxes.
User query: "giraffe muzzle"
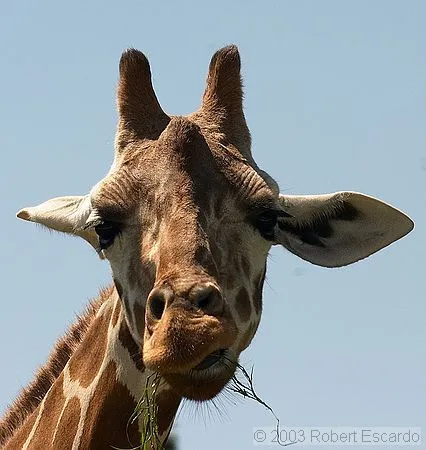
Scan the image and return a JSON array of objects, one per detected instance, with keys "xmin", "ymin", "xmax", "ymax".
[{"xmin": 142, "ymin": 278, "xmax": 238, "ymax": 399}]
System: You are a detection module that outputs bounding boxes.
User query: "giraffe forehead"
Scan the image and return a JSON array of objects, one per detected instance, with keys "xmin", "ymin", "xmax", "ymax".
[
  {"xmin": 94, "ymin": 154, "xmax": 276, "ymax": 227},
  {"xmin": 92, "ymin": 116, "xmax": 277, "ymax": 220}
]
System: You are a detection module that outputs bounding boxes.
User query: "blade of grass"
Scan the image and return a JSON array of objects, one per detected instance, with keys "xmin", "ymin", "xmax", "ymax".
[{"xmin": 227, "ymin": 359, "xmax": 296, "ymax": 447}]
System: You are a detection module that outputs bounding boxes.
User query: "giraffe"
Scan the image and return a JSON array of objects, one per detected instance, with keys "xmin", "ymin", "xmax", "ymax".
[{"xmin": 1, "ymin": 45, "xmax": 413, "ymax": 449}]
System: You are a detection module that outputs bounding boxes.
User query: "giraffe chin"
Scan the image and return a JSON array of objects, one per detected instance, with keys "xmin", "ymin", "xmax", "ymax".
[{"xmin": 161, "ymin": 351, "xmax": 237, "ymax": 401}]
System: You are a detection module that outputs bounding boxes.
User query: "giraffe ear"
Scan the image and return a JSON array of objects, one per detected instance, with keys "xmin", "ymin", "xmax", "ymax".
[
  {"xmin": 17, "ymin": 196, "xmax": 100, "ymax": 251},
  {"xmin": 276, "ymin": 192, "xmax": 414, "ymax": 268}
]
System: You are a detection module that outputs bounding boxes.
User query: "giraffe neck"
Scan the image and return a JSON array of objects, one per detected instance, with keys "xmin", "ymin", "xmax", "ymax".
[{"xmin": 3, "ymin": 287, "xmax": 181, "ymax": 449}]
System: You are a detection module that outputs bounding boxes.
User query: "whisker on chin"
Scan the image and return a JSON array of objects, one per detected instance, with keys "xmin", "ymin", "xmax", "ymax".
[{"xmin": 179, "ymin": 393, "xmax": 229, "ymax": 428}]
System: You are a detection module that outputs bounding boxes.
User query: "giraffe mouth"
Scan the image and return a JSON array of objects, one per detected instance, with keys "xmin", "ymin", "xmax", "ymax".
[
  {"xmin": 192, "ymin": 348, "xmax": 227, "ymax": 371},
  {"xmin": 161, "ymin": 348, "xmax": 236, "ymax": 400}
]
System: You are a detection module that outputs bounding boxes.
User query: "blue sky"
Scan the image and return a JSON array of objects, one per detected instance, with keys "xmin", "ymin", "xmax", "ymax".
[{"xmin": 1, "ymin": 2, "xmax": 425, "ymax": 449}]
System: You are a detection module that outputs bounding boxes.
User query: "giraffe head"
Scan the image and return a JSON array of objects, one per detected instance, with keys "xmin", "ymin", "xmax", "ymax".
[{"xmin": 17, "ymin": 46, "xmax": 413, "ymax": 402}]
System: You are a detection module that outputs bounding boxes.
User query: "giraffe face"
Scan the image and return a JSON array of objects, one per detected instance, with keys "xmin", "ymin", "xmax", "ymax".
[
  {"xmin": 17, "ymin": 46, "xmax": 414, "ymax": 403},
  {"xmin": 84, "ymin": 47, "xmax": 283, "ymax": 400},
  {"xmin": 91, "ymin": 114, "xmax": 279, "ymax": 400}
]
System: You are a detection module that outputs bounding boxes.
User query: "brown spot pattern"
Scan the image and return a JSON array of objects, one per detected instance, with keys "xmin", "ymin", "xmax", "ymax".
[
  {"xmin": 133, "ymin": 301, "xmax": 146, "ymax": 340},
  {"xmin": 24, "ymin": 373, "xmax": 66, "ymax": 449},
  {"xmin": 68, "ymin": 306, "xmax": 111, "ymax": 388},
  {"xmin": 155, "ymin": 389, "xmax": 181, "ymax": 437},
  {"xmin": 119, "ymin": 320, "xmax": 145, "ymax": 372},
  {"xmin": 79, "ymin": 361, "xmax": 140, "ymax": 449},
  {"xmin": 241, "ymin": 256, "xmax": 251, "ymax": 278},
  {"xmin": 0, "ymin": 286, "xmax": 114, "ymax": 448},
  {"xmin": 235, "ymin": 287, "xmax": 251, "ymax": 322},
  {"xmin": 253, "ymin": 270, "xmax": 266, "ymax": 315},
  {"xmin": 52, "ymin": 397, "xmax": 81, "ymax": 448}
]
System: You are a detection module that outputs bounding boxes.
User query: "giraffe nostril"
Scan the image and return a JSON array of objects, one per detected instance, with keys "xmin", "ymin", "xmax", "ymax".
[
  {"xmin": 192, "ymin": 285, "xmax": 224, "ymax": 317},
  {"xmin": 197, "ymin": 294, "xmax": 210, "ymax": 309}
]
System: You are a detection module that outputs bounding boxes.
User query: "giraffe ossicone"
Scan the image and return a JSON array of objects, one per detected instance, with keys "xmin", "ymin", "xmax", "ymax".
[{"xmin": 1, "ymin": 45, "xmax": 413, "ymax": 449}]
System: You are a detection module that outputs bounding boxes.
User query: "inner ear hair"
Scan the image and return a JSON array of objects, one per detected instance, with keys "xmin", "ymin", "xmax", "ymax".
[{"xmin": 278, "ymin": 200, "xmax": 360, "ymax": 242}]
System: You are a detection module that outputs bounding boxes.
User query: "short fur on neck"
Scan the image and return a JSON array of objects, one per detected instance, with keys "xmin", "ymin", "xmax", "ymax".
[{"xmin": 0, "ymin": 285, "xmax": 114, "ymax": 447}]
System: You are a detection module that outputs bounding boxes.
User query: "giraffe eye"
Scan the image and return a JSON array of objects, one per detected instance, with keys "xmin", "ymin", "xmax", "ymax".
[
  {"xmin": 255, "ymin": 211, "xmax": 278, "ymax": 240},
  {"xmin": 95, "ymin": 221, "xmax": 120, "ymax": 249}
]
